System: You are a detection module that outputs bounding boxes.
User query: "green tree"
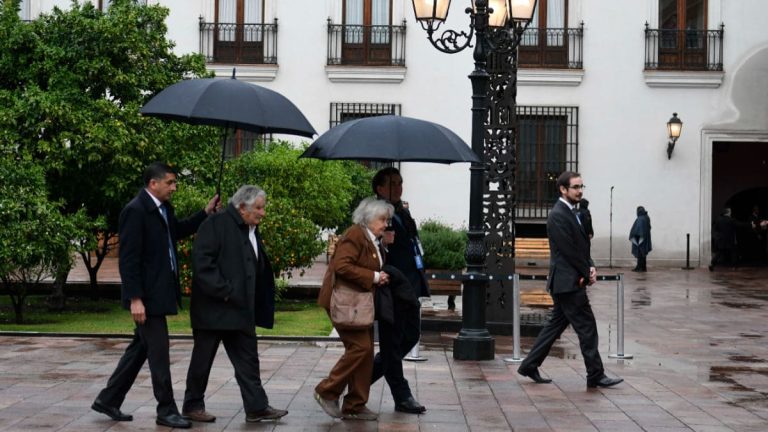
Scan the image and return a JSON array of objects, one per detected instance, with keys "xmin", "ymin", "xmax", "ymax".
[
  {"xmin": 0, "ymin": 0, "xmax": 220, "ymax": 298},
  {"xmin": 207, "ymin": 142, "xmax": 374, "ymax": 278},
  {"xmin": 0, "ymin": 156, "xmax": 92, "ymax": 323}
]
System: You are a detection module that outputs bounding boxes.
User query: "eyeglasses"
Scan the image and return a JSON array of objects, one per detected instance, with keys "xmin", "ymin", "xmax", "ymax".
[{"xmin": 568, "ymin": 184, "xmax": 586, "ymax": 190}]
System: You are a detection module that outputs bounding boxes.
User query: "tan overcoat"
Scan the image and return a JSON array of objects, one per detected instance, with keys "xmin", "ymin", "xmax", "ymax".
[{"xmin": 317, "ymin": 224, "xmax": 381, "ymax": 311}]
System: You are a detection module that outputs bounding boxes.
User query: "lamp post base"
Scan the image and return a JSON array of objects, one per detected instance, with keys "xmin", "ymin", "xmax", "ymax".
[{"xmin": 453, "ymin": 330, "xmax": 495, "ymax": 360}]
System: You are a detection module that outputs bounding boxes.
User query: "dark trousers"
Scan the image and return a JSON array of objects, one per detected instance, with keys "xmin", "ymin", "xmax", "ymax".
[
  {"xmin": 183, "ymin": 329, "xmax": 268, "ymax": 413},
  {"xmin": 519, "ymin": 289, "xmax": 604, "ymax": 382},
  {"xmin": 635, "ymin": 255, "xmax": 647, "ymax": 271},
  {"xmin": 315, "ymin": 326, "xmax": 374, "ymax": 414},
  {"xmin": 96, "ymin": 316, "xmax": 178, "ymax": 416},
  {"xmin": 371, "ymin": 305, "xmax": 420, "ymax": 402}
]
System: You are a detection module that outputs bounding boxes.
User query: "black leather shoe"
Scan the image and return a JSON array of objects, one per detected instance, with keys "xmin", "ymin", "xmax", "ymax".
[
  {"xmin": 518, "ymin": 367, "xmax": 552, "ymax": 384},
  {"xmin": 156, "ymin": 413, "xmax": 191, "ymax": 429},
  {"xmin": 395, "ymin": 396, "xmax": 426, "ymax": 414},
  {"xmin": 91, "ymin": 399, "xmax": 133, "ymax": 421},
  {"xmin": 587, "ymin": 376, "xmax": 623, "ymax": 388}
]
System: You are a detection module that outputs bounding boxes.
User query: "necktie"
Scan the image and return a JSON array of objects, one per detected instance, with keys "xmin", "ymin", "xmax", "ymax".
[
  {"xmin": 158, "ymin": 205, "xmax": 176, "ymax": 274},
  {"xmin": 573, "ymin": 207, "xmax": 582, "ymax": 226}
]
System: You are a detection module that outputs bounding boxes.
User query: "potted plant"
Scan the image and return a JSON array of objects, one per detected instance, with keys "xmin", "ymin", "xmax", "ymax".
[{"xmin": 419, "ymin": 220, "xmax": 466, "ymax": 309}]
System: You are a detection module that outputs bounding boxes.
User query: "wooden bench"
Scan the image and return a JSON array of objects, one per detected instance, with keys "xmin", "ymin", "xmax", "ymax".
[{"xmin": 515, "ymin": 237, "xmax": 550, "ymax": 260}]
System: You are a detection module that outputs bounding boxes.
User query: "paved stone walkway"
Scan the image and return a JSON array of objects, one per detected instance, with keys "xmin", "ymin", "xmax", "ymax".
[{"xmin": 1, "ymin": 266, "xmax": 767, "ymax": 431}]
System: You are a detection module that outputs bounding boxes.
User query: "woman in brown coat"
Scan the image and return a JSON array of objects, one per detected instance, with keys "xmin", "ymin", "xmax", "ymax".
[{"xmin": 315, "ymin": 197, "xmax": 393, "ymax": 421}]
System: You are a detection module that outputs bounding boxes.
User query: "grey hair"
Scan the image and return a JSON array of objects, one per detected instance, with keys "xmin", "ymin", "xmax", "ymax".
[
  {"xmin": 229, "ymin": 185, "xmax": 267, "ymax": 208},
  {"xmin": 352, "ymin": 197, "xmax": 394, "ymax": 226}
]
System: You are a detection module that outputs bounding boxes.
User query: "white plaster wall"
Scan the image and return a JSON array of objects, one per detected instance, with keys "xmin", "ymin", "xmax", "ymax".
[{"xmin": 25, "ymin": 0, "xmax": 768, "ymax": 267}]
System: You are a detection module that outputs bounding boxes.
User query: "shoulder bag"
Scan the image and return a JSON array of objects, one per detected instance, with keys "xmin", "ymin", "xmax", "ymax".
[{"xmin": 329, "ymin": 272, "xmax": 374, "ymax": 330}]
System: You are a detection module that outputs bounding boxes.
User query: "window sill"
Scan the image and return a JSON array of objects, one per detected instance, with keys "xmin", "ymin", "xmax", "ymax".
[
  {"xmin": 325, "ymin": 65, "xmax": 407, "ymax": 83},
  {"xmin": 518, "ymin": 69, "xmax": 584, "ymax": 87},
  {"xmin": 208, "ymin": 64, "xmax": 279, "ymax": 82},
  {"xmin": 643, "ymin": 70, "xmax": 724, "ymax": 88}
]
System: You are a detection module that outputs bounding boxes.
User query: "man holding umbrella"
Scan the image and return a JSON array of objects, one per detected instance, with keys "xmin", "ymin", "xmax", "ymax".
[
  {"xmin": 371, "ymin": 167, "xmax": 428, "ymax": 414},
  {"xmin": 92, "ymin": 162, "xmax": 219, "ymax": 429}
]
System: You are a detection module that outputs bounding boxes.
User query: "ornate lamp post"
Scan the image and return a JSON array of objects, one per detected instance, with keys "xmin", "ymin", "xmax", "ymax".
[{"xmin": 411, "ymin": 0, "xmax": 537, "ymax": 360}]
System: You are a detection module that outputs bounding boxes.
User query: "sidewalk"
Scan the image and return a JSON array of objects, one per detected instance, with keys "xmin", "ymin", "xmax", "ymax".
[{"xmin": 2, "ymin": 264, "xmax": 768, "ymax": 430}]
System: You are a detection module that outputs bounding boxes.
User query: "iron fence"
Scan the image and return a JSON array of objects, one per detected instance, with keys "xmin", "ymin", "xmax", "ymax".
[
  {"xmin": 199, "ymin": 18, "xmax": 278, "ymax": 64},
  {"xmin": 644, "ymin": 23, "xmax": 724, "ymax": 71}
]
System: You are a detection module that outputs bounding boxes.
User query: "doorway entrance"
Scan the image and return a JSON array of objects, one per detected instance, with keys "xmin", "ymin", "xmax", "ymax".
[{"xmin": 711, "ymin": 141, "xmax": 768, "ymax": 265}]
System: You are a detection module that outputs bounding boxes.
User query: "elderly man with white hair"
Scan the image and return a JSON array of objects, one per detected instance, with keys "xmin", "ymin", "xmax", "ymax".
[{"xmin": 182, "ymin": 185, "xmax": 288, "ymax": 424}]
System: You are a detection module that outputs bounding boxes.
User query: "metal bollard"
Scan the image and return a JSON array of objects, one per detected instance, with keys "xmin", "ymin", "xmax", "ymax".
[
  {"xmin": 404, "ymin": 300, "xmax": 428, "ymax": 362},
  {"xmin": 503, "ymin": 274, "xmax": 525, "ymax": 364},
  {"xmin": 608, "ymin": 274, "xmax": 634, "ymax": 359}
]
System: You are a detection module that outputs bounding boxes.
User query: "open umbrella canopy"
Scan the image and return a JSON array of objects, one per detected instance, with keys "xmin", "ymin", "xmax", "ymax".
[
  {"xmin": 140, "ymin": 76, "xmax": 316, "ymax": 137},
  {"xmin": 300, "ymin": 115, "xmax": 479, "ymax": 164}
]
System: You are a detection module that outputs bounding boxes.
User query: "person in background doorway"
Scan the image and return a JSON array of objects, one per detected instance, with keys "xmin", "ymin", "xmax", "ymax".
[
  {"xmin": 710, "ymin": 207, "xmax": 739, "ymax": 271},
  {"xmin": 629, "ymin": 206, "xmax": 652, "ymax": 272}
]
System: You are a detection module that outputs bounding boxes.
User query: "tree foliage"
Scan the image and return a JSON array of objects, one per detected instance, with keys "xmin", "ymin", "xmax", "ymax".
[
  {"xmin": 0, "ymin": 156, "xmax": 94, "ymax": 323},
  {"xmin": 172, "ymin": 142, "xmax": 374, "ymax": 282},
  {"xmin": 0, "ymin": 0, "xmax": 221, "ymax": 295}
]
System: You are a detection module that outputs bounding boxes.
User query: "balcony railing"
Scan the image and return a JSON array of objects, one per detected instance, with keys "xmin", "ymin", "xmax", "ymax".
[
  {"xmin": 519, "ymin": 23, "xmax": 584, "ymax": 69},
  {"xmin": 199, "ymin": 18, "xmax": 278, "ymax": 65},
  {"xmin": 644, "ymin": 23, "xmax": 724, "ymax": 71},
  {"xmin": 327, "ymin": 19, "xmax": 406, "ymax": 67}
]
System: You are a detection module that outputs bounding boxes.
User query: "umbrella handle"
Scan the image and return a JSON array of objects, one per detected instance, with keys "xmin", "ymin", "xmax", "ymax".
[{"xmin": 217, "ymin": 127, "xmax": 228, "ymax": 198}]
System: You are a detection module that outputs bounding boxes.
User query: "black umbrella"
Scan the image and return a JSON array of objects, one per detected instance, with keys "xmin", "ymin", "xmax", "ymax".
[
  {"xmin": 299, "ymin": 115, "xmax": 479, "ymax": 164},
  {"xmin": 140, "ymin": 72, "xmax": 316, "ymax": 195}
]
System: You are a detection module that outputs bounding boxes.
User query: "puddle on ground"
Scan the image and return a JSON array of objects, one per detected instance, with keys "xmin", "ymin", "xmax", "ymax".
[
  {"xmin": 708, "ymin": 365, "xmax": 768, "ymax": 404},
  {"xmin": 738, "ymin": 332, "xmax": 763, "ymax": 339},
  {"xmin": 631, "ymin": 286, "xmax": 651, "ymax": 309},
  {"xmin": 728, "ymin": 355, "xmax": 766, "ymax": 363},
  {"xmin": 715, "ymin": 301, "xmax": 762, "ymax": 309}
]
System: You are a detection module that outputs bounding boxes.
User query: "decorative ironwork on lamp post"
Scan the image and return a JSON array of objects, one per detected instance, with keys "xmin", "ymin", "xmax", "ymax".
[{"xmin": 411, "ymin": 0, "xmax": 537, "ymax": 360}]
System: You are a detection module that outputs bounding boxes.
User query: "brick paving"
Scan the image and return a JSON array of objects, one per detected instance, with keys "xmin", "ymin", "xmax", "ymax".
[{"xmin": 1, "ymin": 263, "xmax": 767, "ymax": 431}]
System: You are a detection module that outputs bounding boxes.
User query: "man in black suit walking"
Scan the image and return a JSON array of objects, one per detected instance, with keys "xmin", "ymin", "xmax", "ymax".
[
  {"xmin": 517, "ymin": 171, "xmax": 622, "ymax": 389},
  {"xmin": 92, "ymin": 163, "xmax": 219, "ymax": 428},
  {"xmin": 371, "ymin": 167, "xmax": 428, "ymax": 414},
  {"xmin": 182, "ymin": 185, "xmax": 288, "ymax": 423}
]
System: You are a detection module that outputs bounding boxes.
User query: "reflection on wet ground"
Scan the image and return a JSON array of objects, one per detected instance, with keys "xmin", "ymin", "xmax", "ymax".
[{"xmin": 1, "ymin": 266, "xmax": 768, "ymax": 431}]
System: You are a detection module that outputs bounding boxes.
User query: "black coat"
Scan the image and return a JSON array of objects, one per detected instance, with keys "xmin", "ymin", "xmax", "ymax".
[
  {"xmin": 385, "ymin": 203, "xmax": 430, "ymax": 297},
  {"xmin": 119, "ymin": 189, "xmax": 207, "ymax": 316},
  {"xmin": 546, "ymin": 199, "xmax": 594, "ymax": 294},
  {"xmin": 629, "ymin": 207, "xmax": 652, "ymax": 258},
  {"xmin": 375, "ymin": 265, "xmax": 421, "ymax": 324},
  {"xmin": 190, "ymin": 204, "xmax": 276, "ymax": 330}
]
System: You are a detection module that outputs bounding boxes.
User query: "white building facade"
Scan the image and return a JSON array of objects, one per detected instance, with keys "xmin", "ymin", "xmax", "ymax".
[{"xmin": 25, "ymin": 0, "xmax": 768, "ymax": 268}]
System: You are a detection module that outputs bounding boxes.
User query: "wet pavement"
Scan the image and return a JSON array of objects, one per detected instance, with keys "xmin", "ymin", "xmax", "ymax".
[{"xmin": 1, "ymin": 263, "xmax": 767, "ymax": 431}]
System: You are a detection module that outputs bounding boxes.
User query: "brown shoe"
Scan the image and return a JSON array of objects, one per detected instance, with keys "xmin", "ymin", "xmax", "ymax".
[
  {"xmin": 342, "ymin": 407, "xmax": 377, "ymax": 421},
  {"xmin": 246, "ymin": 406, "xmax": 288, "ymax": 422},
  {"xmin": 182, "ymin": 408, "xmax": 216, "ymax": 422}
]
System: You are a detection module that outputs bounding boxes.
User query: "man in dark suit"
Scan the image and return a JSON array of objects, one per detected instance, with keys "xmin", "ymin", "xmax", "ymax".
[
  {"xmin": 92, "ymin": 162, "xmax": 219, "ymax": 428},
  {"xmin": 182, "ymin": 185, "xmax": 288, "ymax": 423},
  {"xmin": 517, "ymin": 171, "xmax": 623, "ymax": 389},
  {"xmin": 371, "ymin": 167, "xmax": 428, "ymax": 414}
]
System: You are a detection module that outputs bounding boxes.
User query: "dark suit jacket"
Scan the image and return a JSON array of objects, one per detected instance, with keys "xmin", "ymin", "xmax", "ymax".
[
  {"xmin": 386, "ymin": 205, "xmax": 430, "ymax": 298},
  {"xmin": 119, "ymin": 189, "xmax": 207, "ymax": 316},
  {"xmin": 190, "ymin": 204, "xmax": 276, "ymax": 330},
  {"xmin": 318, "ymin": 224, "xmax": 382, "ymax": 311},
  {"xmin": 547, "ymin": 199, "xmax": 594, "ymax": 294}
]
